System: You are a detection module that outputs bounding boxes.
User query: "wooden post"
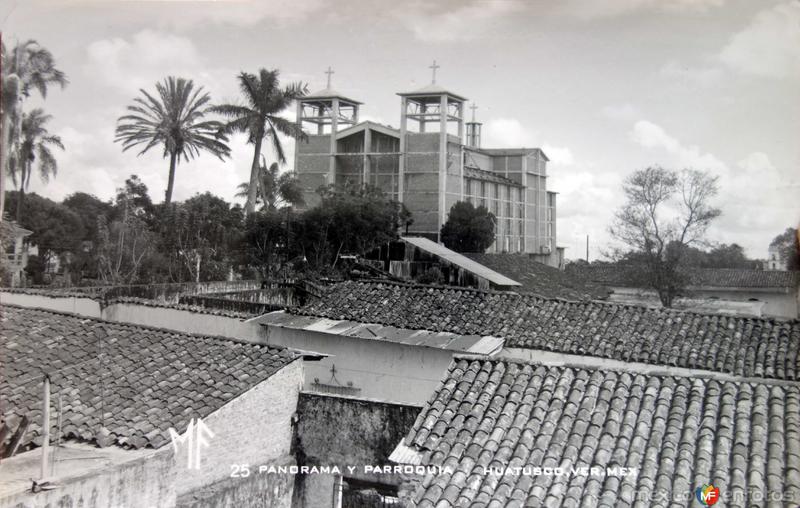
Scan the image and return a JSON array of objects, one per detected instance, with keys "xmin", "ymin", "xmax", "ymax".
[{"xmin": 40, "ymin": 376, "xmax": 50, "ymax": 479}]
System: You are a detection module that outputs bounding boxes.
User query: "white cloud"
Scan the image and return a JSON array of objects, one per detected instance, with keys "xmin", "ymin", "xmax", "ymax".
[
  {"xmin": 85, "ymin": 30, "xmax": 226, "ymax": 95},
  {"xmin": 601, "ymin": 103, "xmax": 640, "ymax": 122},
  {"xmin": 719, "ymin": 1, "xmax": 800, "ymax": 78},
  {"xmin": 630, "ymin": 120, "xmax": 727, "ymax": 174},
  {"xmin": 556, "ymin": 0, "xmax": 724, "ymax": 19},
  {"xmin": 629, "ymin": 120, "xmax": 800, "ymax": 257},
  {"xmin": 392, "ymin": 0, "xmax": 523, "ymax": 42},
  {"xmin": 483, "ymin": 118, "xmax": 538, "ymax": 148},
  {"xmin": 542, "ymin": 145, "xmax": 575, "ymax": 166},
  {"xmin": 659, "ymin": 61, "xmax": 723, "ymax": 87}
]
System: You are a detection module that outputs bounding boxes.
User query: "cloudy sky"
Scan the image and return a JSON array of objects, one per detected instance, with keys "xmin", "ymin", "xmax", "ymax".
[{"xmin": 3, "ymin": 0, "xmax": 798, "ymax": 260}]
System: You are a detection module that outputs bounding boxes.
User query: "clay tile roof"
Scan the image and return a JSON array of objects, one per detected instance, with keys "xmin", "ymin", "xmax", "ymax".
[
  {"xmin": 461, "ymin": 253, "xmax": 610, "ymax": 300},
  {"xmin": 401, "ymin": 357, "xmax": 800, "ymax": 507},
  {"xmin": 1, "ymin": 305, "xmax": 299, "ymax": 450},
  {"xmin": 569, "ymin": 264, "xmax": 800, "ymax": 289},
  {"xmin": 296, "ymin": 280, "xmax": 800, "ymax": 380}
]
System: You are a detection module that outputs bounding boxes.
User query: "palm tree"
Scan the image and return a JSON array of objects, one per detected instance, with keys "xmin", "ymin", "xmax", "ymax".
[
  {"xmin": 235, "ymin": 156, "xmax": 305, "ymax": 210},
  {"xmin": 0, "ymin": 39, "xmax": 68, "ymax": 221},
  {"xmin": 212, "ymin": 69, "xmax": 308, "ymax": 215},
  {"xmin": 9, "ymin": 109, "xmax": 64, "ymax": 221},
  {"xmin": 114, "ymin": 77, "xmax": 231, "ymax": 206}
]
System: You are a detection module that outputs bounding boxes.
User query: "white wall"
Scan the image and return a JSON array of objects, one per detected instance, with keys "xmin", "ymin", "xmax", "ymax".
[
  {"xmin": 606, "ymin": 286, "xmax": 799, "ymax": 319},
  {"xmin": 0, "ymin": 292, "xmax": 101, "ymax": 317},
  {"xmin": 264, "ymin": 326, "xmax": 454, "ymax": 406},
  {"xmin": 173, "ymin": 360, "xmax": 303, "ymax": 496}
]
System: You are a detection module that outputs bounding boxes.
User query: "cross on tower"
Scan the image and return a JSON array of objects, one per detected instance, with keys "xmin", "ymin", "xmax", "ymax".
[
  {"xmin": 470, "ymin": 103, "xmax": 479, "ymax": 122},
  {"xmin": 429, "ymin": 60, "xmax": 440, "ymax": 84},
  {"xmin": 325, "ymin": 66, "xmax": 334, "ymax": 88}
]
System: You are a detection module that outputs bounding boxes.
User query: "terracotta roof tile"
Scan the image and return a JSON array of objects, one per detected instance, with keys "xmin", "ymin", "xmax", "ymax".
[
  {"xmin": 462, "ymin": 253, "xmax": 610, "ymax": 300},
  {"xmin": 297, "ymin": 281, "xmax": 800, "ymax": 380},
  {"xmin": 1, "ymin": 305, "xmax": 298, "ymax": 450},
  {"xmin": 568, "ymin": 265, "xmax": 800, "ymax": 289},
  {"xmin": 402, "ymin": 357, "xmax": 800, "ymax": 506}
]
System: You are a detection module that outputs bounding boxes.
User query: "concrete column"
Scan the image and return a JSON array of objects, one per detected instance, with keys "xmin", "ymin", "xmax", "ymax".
[
  {"xmin": 294, "ymin": 101, "xmax": 302, "ymax": 173},
  {"xmin": 521, "ymin": 156, "xmax": 528, "ymax": 253},
  {"xmin": 329, "ymin": 99, "xmax": 339, "ymax": 185},
  {"xmin": 420, "ymin": 104, "xmax": 426, "ymax": 133},
  {"xmin": 438, "ymin": 94, "xmax": 448, "ymax": 238},
  {"xmin": 457, "ymin": 103, "xmax": 464, "ymax": 143},
  {"xmin": 363, "ymin": 127, "xmax": 371, "ymax": 188},
  {"xmin": 398, "ymin": 97, "xmax": 407, "ymax": 203}
]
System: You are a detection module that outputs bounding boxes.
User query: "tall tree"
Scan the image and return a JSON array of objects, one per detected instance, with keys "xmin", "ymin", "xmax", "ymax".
[
  {"xmin": 609, "ymin": 166, "xmax": 721, "ymax": 307},
  {"xmin": 212, "ymin": 69, "xmax": 308, "ymax": 215},
  {"xmin": 8, "ymin": 109, "xmax": 64, "ymax": 221},
  {"xmin": 297, "ymin": 184, "xmax": 403, "ymax": 270},
  {"xmin": 235, "ymin": 158, "xmax": 304, "ymax": 210},
  {"xmin": 114, "ymin": 77, "xmax": 231, "ymax": 206},
  {"xmin": 0, "ymin": 39, "xmax": 68, "ymax": 221},
  {"xmin": 440, "ymin": 201, "xmax": 496, "ymax": 253}
]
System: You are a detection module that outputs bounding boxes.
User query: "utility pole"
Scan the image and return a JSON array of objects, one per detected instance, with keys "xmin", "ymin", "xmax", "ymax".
[
  {"xmin": 40, "ymin": 376, "xmax": 50, "ymax": 479},
  {"xmin": 586, "ymin": 235, "xmax": 589, "ymax": 263}
]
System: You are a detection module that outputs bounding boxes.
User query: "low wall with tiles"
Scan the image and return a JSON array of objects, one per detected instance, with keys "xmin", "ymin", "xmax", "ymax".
[
  {"xmin": 176, "ymin": 456, "xmax": 295, "ymax": 508},
  {"xmin": 0, "ymin": 449, "xmax": 175, "ymax": 508}
]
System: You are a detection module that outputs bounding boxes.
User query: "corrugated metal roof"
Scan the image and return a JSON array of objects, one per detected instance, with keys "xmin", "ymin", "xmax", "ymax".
[
  {"xmin": 401, "ymin": 236, "xmax": 522, "ymax": 287},
  {"xmin": 261, "ymin": 311, "xmax": 505, "ymax": 354}
]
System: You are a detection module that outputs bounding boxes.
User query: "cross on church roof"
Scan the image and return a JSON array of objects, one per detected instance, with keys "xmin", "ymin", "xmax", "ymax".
[
  {"xmin": 325, "ymin": 66, "xmax": 334, "ymax": 88},
  {"xmin": 429, "ymin": 60, "xmax": 440, "ymax": 84},
  {"xmin": 470, "ymin": 103, "xmax": 478, "ymax": 122}
]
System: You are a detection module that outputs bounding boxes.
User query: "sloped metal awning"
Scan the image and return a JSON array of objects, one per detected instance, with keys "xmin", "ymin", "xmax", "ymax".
[
  {"xmin": 261, "ymin": 311, "xmax": 505, "ymax": 355},
  {"xmin": 401, "ymin": 236, "xmax": 522, "ymax": 288}
]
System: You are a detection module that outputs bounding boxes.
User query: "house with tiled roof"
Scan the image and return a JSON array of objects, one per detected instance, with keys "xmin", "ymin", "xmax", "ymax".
[
  {"xmin": 294, "ymin": 280, "xmax": 800, "ymax": 381},
  {"xmin": 258, "ymin": 278, "xmax": 800, "ymax": 505},
  {"xmin": 391, "ymin": 356, "xmax": 800, "ymax": 507},
  {"xmin": 569, "ymin": 264, "xmax": 800, "ymax": 319},
  {"xmin": 0, "ymin": 305, "xmax": 307, "ymax": 507}
]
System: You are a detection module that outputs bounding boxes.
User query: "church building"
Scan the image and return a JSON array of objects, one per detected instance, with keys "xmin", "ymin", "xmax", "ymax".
[{"xmin": 293, "ymin": 64, "xmax": 562, "ymax": 266}]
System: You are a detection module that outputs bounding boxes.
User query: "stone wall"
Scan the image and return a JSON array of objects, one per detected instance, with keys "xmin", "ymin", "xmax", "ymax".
[
  {"xmin": 294, "ymin": 393, "xmax": 421, "ymax": 507},
  {"xmin": 0, "ymin": 449, "xmax": 175, "ymax": 508},
  {"xmin": 176, "ymin": 456, "xmax": 294, "ymax": 508}
]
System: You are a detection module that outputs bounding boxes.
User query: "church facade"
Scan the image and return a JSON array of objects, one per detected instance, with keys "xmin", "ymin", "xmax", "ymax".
[{"xmin": 293, "ymin": 69, "xmax": 562, "ymax": 266}]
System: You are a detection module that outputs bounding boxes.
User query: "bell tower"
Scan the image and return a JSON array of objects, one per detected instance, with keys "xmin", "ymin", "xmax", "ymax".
[
  {"xmin": 397, "ymin": 61, "xmax": 467, "ymax": 241},
  {"xmin": 296, "ymin": 67, "xmax": 362, "ymax": 186},
  {"xmin": 465, "ymin": 103, "xmax": 482, "ymax": 148}
]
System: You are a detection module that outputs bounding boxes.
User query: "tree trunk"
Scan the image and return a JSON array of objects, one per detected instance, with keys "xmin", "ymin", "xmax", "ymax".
[
  {"xmin": 15, "ymin": 185, "xmax": 25, "ymax": 222},
  {"xmin": 0, "ymin": 109, "xmax": 9, "ymax": 223},
  {"xmin": 245, "ymin": 135, "xmax": 264, "ymax": 216},
  {"xmin": 165, "ymin": 151, "xmax": 178, "ymax": 206}
]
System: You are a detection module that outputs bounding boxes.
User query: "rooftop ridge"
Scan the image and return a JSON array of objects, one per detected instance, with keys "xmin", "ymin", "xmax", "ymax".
[
  {"xmin": 449, "ymin": 353, "xmax": 800, "ymax": 388},
  {"xmin": 326, "ymin": 279, "xmax": 800, "ymax": 325},
  {"xmin": 0, "ymin": 303, "xmax": 296, "ymax": 352}
]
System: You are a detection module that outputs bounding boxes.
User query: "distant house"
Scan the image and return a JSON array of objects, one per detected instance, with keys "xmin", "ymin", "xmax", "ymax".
[
  {"xmin": 1, "ymin": 220, "xmax": 32, "ymax": 287},
  {"xmin": 390, "ymin": 356, "xmax": 800, "ymax": 506},
  {"xmin": 569, "ymin": 264, "xmax": 800, "ymax": 318},
  {"xmin": 767, "ymin": 244, "xmax": 785, "ymax": 270},
  {"xmin": 0, "ymin": 305, "xmax": 306, "ymax": 508}
]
